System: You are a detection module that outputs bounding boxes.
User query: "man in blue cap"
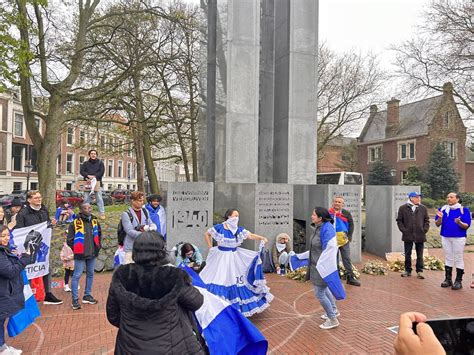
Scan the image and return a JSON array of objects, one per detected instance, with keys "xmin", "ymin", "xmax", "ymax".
[{"xmin": 396, "ymin": 192, "xmax": 430, "ymax": 279}]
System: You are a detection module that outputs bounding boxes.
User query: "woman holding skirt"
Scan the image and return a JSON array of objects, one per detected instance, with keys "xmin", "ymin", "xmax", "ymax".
[{"xmin": 200, "ymin": 208, "xmax": 273, "ymax": 317}]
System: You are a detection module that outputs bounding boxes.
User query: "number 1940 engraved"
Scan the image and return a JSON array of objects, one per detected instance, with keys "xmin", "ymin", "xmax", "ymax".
[{"xmin": 172, "ymin": 210, "xmax": 209, "ymax": 228}]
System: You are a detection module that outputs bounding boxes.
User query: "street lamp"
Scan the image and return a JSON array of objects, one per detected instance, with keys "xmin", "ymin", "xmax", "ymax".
[{"xmin": 24, "ymin": 161, "xmax": 33, "ymax": 191}]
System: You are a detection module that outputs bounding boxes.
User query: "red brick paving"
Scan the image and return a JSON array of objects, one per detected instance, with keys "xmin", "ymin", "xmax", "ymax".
[{"xmin": 7, "ymin": 248, "xmax": 474, "ymax": 354}]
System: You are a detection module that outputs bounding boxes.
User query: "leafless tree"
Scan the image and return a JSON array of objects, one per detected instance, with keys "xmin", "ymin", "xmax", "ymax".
[{"xmin": 392, "ymin": 0, "xmax": 473, "ymax": 114}]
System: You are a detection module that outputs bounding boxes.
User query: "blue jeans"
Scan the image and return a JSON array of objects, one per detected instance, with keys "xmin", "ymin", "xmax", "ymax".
[
  {"xmin": 314, "ymin": 285, "xmax": 337, "ymax": 319},
  {"xmin": 71, "ymin": 258, "xmax": 96, "ymax": 301},
  {"xmin": 84, "ymin": 188, "xmax": 104, "ymax": 214},
  {"xmin": 0, "ymin": 317, "xmax": 5, "ymax": 346}
]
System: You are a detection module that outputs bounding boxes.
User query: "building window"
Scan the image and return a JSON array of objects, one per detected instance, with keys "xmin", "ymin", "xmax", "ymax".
[
  {"xmin": 398, "ymin": 141, "xmax": 415, "ymax": 160},
  {"xmin": 13, "ymin": 182, "xmax": 22, "ymax": 191},
  {"xmin": 79, "ymin": 130, "xmax": 85, "ymax": 145},
  {"xmin": 108, "ymin": 184, "xmax": 112, "ymax": 191},
  {"xmin": 443, "ymin": 112, "xmax": 450, "ymax": 127},
  {"xmin": 127, "ymin": 162, "xmax": 132, "ymax": 180},
  {"xmin": 118, "ymin": 160, "xmax": 123, "ymax": 178},
  {"xmin": 30, "ymin": 182, "xmax": 38, "ymax": 190},
  {"xmin": 65, "ymin": 183, "xmax": 72, "ymax": 190},
  {"xmin": 401, "ymin": 171, "xmax": 408, "ymax": 182},
  {"xmin": 127, "ymin": 144, "xmax": 133, "ymax": 158},
  {"xmin": 79, "ymin": 155, "xmax": 86, "ymax": 166},
  {"xmin": 66, "ymin": 153, "xmax": 74, "ymax": 174},
  {"xmin": 443, "ymin": 141, "xmax": 456, "ymax": 159},
  {"xmin": 14, "ymin": 113, "xmax": 23, "ymax": 137},
  {"xmin": 108, "ymin": 160, "xmax": 114, "ymax": 177},
  {"xmin": 67, "ymin": 127, "xmax": 74, "ymax": 145},
  {"xmin": 12, "ymin": 144, "xmax": 25, "ymax": 171},
  {"xmin": 57, "ymin": 154, "xmax": 61, "ymax": 174},
  {"xmin": 368, "ymin": 145, "xmax": 382, "ymax": 163}
]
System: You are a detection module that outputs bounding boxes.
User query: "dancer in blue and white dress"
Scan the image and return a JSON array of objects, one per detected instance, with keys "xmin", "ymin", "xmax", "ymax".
[{"xmin": 200, "ymin": 209, "xmax": 273, "ymax": 317}]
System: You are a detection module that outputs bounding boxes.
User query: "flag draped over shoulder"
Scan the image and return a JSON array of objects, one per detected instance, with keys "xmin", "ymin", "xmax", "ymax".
[
  {"xmin": 180, "ymin": 265, "xmax": 268, "ymax": 355},
  {"xmin": 317, "ymin": 224, "xmax": 346, "ymax": 300},
  {"xmin": 289, "ymin": 250, "xmax": 309, "ymax": 271},
  {"xmin": 7, "ymin": 271, "xmax": 41, "ymax": 337}
]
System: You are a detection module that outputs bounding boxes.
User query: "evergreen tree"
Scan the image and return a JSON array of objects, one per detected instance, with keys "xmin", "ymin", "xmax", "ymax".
[
  {"xmin": 367, "ymin": 160, "xmax": 393, "ymax": 185},
  {"xmin": 426, "ymin": 143, "xmax": 458, "ymax": 199},
  {"xmin": 399, "ymin": 165, "xmax": 432, "ymax": 197}
]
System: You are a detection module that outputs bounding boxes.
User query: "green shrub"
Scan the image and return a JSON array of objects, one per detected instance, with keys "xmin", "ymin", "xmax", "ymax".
[{"xmin": 422, "ymin": 197, "xmax": 436, "ymax": 208}]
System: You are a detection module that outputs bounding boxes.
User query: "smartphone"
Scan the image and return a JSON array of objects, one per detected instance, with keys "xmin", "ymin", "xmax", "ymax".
[{"xmin": 413, "ymin": 317, "xmax": 474, "ymax": 354}]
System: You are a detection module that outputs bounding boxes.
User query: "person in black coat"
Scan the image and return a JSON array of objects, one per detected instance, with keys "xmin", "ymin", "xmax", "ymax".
[
  {"xmin": 396, "ymin": 192, "xmax": 430, "ymax": 279},
  {"xmin": 80, "ymin": 149, "xmax": 106, "ymax": 219},
  {"xmin": 15, "ymin": 190, "xmax": 63, "ymax": 305},
  {"xmin": 0, "ymin": 225, "xmax": 35, "ymax": 354},
  {"xmin": 106, "ymin": 231, "xmax": 206, "ymax": 355}
]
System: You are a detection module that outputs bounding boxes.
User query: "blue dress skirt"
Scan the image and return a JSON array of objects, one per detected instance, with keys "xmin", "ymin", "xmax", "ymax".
[{"xmin": 199, "ymin": 224, "xmax": 273, "ymax": 317}]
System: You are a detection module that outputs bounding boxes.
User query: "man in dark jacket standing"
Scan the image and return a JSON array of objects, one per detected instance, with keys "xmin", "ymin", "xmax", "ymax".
[
  {"xmin": 67, "ymin": 203, "xmax": 102, "ymax": 310},
  {"xmin": 396, "ymin": 192, "xmax": 430, "ymax": 279},
  {"xmin": 15, "ymin": 190, "xmax": 63, "ymax": 305},
  {"xmin": 80, "ymin": 149, "xmax": 106, "ymax": 220}
]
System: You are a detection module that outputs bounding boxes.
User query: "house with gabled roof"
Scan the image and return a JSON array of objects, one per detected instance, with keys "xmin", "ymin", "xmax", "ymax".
[{"xmin": 357, "ymin": 82, "xmax": 467, "ymax": 191}]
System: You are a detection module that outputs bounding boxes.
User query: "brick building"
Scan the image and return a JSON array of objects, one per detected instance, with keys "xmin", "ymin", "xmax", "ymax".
[
  {"xmin": 318, "ymin": 135, "xmax": 357, "ymax": 173},
  {"xmin": 357, "ymin": 83, "xmax": 467, "ymax": 191},
  {"xmin": 0, "ymin": 90, "xmax": 181, "ymax": 195}
]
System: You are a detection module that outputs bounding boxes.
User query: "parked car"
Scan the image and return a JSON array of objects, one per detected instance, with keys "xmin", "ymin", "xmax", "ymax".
[
  {"xmin": 0, "ymin": 194, "xmax": 26, "ymax": 207},
  {"xmin": 111, "ymin": 189, "xmax": 131, "ymax": 204},
  {"xmin": 56, "ymin": 190, "xmax": 84, "ymax": 207},
  {"xmin": 90, "ymin": 191, "xmax": 113, "ymax": 206}
]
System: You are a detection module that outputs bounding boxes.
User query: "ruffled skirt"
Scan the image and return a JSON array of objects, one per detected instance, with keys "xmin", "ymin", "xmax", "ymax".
[{"xmin": 200, "ymin": 246, "xmax": 273, "ymax": 317}]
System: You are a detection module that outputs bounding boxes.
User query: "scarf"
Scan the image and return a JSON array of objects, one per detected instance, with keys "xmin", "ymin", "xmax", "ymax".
[
  {"xmin": 276, "ymin": 242, "xmax": 287, "ymax": 253},
  {"xmin": 440, "ymin": 203, "xmax": 463, "ymax": 216},
  {"xmin": 225, "ymin": 217, "xmax": 239, "ymax": 235},
  {"xmin": 73, "ymin": 217, "xmax": 100, "ymax": 254},
  {"xmin": 407, "ymin": 199, "xmax": 419, "ymax": 212},
  {"xmin": 30, "ymin": 204, "xmax": 41, "ymax": 211}
]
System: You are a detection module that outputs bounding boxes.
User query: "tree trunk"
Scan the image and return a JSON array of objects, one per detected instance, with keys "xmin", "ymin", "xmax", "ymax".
[
  {"xmin": 142, "ymin": 131, "xmax": 160, "ymax": 193},
  {"xmin": 133, "ymin": 128, "xmax": 145, "ymax": 192}
]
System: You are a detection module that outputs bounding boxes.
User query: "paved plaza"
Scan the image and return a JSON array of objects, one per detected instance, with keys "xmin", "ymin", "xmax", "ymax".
[{"xmin": 7, "ymin": 248, "xmax": 474, "ymax": 355}]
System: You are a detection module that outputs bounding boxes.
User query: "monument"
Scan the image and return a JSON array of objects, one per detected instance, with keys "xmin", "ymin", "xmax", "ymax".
[{"xmin": 365, "ymin": 185, "xmax": 421, "ymax": 258}]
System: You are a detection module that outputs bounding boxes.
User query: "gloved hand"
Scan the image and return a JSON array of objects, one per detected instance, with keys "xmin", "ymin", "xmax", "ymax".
[
  {"xmin": 143, "ymin": 225, "xmax": 150, "ymax": 232},
  {"xmin": 149, "ymin": 224, "xmax": 157, "ymax": 231}
]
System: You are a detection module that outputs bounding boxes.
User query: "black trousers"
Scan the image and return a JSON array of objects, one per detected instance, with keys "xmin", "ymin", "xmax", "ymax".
[{"xmin": 404, "ymin": 241, "xmax": 424, "ymax": 273}]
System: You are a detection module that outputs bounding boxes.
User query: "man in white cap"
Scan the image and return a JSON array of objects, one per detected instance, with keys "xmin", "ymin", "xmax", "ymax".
[{"xmin": 396, "ymin": 192, "xmax": 430, "ymax": 279}]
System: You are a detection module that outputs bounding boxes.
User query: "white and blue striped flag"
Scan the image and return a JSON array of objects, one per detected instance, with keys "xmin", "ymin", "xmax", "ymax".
[
  {"xmin": 317, "ymin": 234, "xmax": 346, "ymax": 300},
  {"xmin": 7, "ymin": 270, "xmax": 41, "ymax": 337},
  {"xmin": 181, "ymin": 265, "xmax": 268, "ymax": 355}
]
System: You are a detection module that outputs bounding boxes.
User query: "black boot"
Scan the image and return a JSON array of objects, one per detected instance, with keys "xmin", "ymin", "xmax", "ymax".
[
  {"xmin": 441, "ymin": 266, "xmax": 453, "ymax": 288},
  {"xmin": 346, "ymin": 275, "xmax": 361, "ymax": 287},
  {"xmin": 451, "ymin": 268, "xmax": 464, "ymax": 290}
]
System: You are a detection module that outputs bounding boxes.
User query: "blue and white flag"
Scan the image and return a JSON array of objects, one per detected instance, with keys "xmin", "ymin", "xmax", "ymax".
[
  {"xmin": 7, "ymin": 271, "xmax": 41, "ymax": 337},
  {"xmin": 11, "ymin": 221, "xmax": 51, "ymax": 280},
  {"xmin": 289, "ymin": 250, "xmax": 309, "ymax": 271},
  {"xmin": 181, "ymin": 265, "xmax": 268, "ymax": 355},
  {"xmin": 317, "ymin": 233, "xmax": 346, "ymax": 300}
]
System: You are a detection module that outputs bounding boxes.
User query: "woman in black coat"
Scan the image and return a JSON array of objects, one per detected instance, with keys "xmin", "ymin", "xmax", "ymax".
[
  {"xmin": 0, "ymin": 225, "xmax": 34, "ymax": 353},
  {"xmin": 106, "ymin": 231, "xmax": 206, "ymax": 355}
]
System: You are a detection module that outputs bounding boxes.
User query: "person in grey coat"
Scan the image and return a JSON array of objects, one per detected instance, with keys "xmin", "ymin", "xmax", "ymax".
[
  {"xmin": 396, "ymin": 192, "xmax": 430, "ymax": 279},
  {"xmin": 121, "ymin": 191, "xmax": 156, "ymax": 264}
]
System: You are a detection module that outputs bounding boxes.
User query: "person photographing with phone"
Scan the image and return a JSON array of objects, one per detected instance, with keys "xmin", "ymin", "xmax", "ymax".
[{"xmin": 435, "ymin": 192, "xmax": 471, "ymax": 290}]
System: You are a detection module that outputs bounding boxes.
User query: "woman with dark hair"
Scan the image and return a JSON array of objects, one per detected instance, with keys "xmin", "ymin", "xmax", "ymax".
[
  {"xmin": 106, "ymin": 231, "xmax": 206, "ymax": 355},
  {"xmin": 175, "ymin": 243, "xmax": 205, "ymax": 272},
  {"xmin": 0, "ymin": 225, "xmax": 35, "ymax": 354},
  {"xmin": 201, "ymin": 208, "xmax": 272, "ymax": 317},
  {"xmin": 305, "ymin": 207, "xmax": 345, "ymax": 330}
]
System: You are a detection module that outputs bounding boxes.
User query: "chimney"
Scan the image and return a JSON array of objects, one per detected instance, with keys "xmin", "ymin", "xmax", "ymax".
[
  {"xmin": 386, "ymin": 98, "xmax": 400, "ymax": 126},
  {"xmin": 443, "ymin": 82, "xmax": 453, "ymax": 96}
]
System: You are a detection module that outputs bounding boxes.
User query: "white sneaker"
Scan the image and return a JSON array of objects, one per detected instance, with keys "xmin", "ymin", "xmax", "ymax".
[
  {"xmin": 0, "ymin": 345, "xmax": 23, "ymax": 354},
  {"xmin": 319, "ymin": 318, "xmax": 339, "ymax": 330},
  {"xmin": 321, "ymin": 311, "xmax": 340, "ymax": 320},
  {"xmin": 64, "ymin": 285, "xmax": 71, "ymax": 292}
]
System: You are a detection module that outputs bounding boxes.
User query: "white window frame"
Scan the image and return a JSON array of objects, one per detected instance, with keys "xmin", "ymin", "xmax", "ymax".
[
  {"xmin": 66, "ymin": 127, "xmax": 74, "ymax": 146},
  {"xmin": 398, "ymin": 140, "xmax": 416, "ymax": 161},
  {"xmin": 118, "ymin": 160, "xmax": 123, "ymax": 178},
  {"xmin": 368, "ymin": 144, "xmax": 382, "ymax": 163},
  {"xmin": 66, "ymin": 153, "xmax": 74, "ymax": 174},
  {"xmin": 108, "ymin": 159, "xmax": 114, "ymax": 178},
  {"xmin": 443, "ymin": 141, "xmax": 457, "ymax": 160},
  {"xmin": 14, "ymin": 112, "xmax": 24, "ymax": 138},
  {"xmin": 400, "ymin": 170, "xmax": 408, "ymax": 183}
]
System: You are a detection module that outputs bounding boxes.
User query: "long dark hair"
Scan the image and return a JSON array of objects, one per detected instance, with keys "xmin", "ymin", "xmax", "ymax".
[
  {"xmin": 132, "ymin": 231, "xmax": 168, "ymax": 265},
  {"xmin": 180, "ymin": 243, "xmax": 195, "ymax": 259},
  {"xmin": 313, "ymin": 207, "xmax": 334, "ymax": 224}
]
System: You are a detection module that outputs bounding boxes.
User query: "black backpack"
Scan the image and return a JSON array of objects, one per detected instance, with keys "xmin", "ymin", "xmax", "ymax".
[{"xmin": 117, "ymin": 208, "xmax": 150, "ymax": 246}]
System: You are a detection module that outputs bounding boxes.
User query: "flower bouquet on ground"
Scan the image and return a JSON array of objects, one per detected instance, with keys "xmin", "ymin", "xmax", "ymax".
[
  {"xmin": 285, "ymin": 266, "xmax": 308, "ymax": 282},
  {"xmin": 362, "ymin": 260, "xmax": 388, "ymax": 275},
  {"xmin": 338, "ymin": 263, "xmax": 360, "ymax": 280}
]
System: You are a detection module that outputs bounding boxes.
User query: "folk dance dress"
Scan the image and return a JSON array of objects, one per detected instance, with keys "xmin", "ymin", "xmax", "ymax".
[{"xmin": 199, "ymin": 224, "xmax": 273, "ymax": 317}]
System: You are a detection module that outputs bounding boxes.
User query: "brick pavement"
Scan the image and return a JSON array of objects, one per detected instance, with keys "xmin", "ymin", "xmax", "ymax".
[{"xmin": 7, "ymin": 248, "xmax": 474, "ymax": 355}]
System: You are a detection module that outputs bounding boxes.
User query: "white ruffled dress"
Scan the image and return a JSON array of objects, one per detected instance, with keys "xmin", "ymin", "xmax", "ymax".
[{"xmin": 199, "ymin": 223, "xmax": 273, "ymax": 317}]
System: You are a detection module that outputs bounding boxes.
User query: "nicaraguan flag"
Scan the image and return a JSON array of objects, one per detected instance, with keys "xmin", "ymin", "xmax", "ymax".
[
  {"xmin": 7, "ymin": 270, "xmax": 41, "ymax": 337},
  {"xmin": 180, "ymin": 265, "xmax": 268, "ymax": 355},
  {"xmin": 317, "ymin": 227, "xmax": 346, "ymax": 300},
  {"xmin": 289, "ymin": 250, "xmax": 309, "ymax": 271}
]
